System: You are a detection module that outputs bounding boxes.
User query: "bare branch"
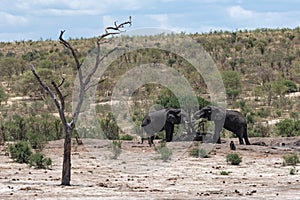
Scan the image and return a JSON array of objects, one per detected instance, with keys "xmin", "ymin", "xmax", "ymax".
[
  {"xmin": 59, "ymin": 30, "xmax": 84, "ymax": 90},
  {"xmin": 30, "ymin": 64, "xmax": 68, "ymax": 129},
  {"xmin": 59, "ymin": 30, "xmax": 81, "ymax": 70},
  {"xmin": 84, "ymin": 78, "xmax": 107, "ymax": 92},
  {"xmin": 98, "ymin": 16, "xmax": 132, "ymax": 42},
  {"xmin": 105, "ymin": 16, "xmax": 132, "ymax": 33},
  {"xmin": 51, "ymin": 80, "xmax": 65, "ymax": 111},
  {"xmin": 58, "ymin": 77, "xmax": 65, "ymax": 88}
]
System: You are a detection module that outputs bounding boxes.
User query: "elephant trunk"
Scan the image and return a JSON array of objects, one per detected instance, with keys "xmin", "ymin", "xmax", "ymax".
[{"xmin": 193, "ymin": 110, "xmax": 205, "ymax": 120}]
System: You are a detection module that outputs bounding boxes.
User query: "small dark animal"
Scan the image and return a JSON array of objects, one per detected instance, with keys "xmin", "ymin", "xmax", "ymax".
[{"xmin": 230, "ymin": 141, "xmax": 236, "ymax": 150}]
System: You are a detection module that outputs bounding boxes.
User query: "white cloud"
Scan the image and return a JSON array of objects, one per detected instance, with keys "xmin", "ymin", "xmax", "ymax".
[
  {"xmin": 226, "ymin": 5, "xmax": 300, "ymax": 30},
  {"xmin": 0, "ymin": 12, "xmax": 28, "ymax": 27},
  {"xmin": 12, "ymin": 0, "xmax": 143, "ymax": 16},
  {"xmin": 148, "ymin": 14, "xmax": 169, "ymax": 29},
  {"xmin": 45, "ymin": 8, "xmax": 99, "ymax": 16},
  {"xmin": 228, "ymin": 5, "xmax": 253, "ymax": 19}
]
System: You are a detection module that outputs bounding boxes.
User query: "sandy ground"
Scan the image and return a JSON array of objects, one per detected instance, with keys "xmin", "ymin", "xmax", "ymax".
[{"xmin": 0, "ymin": 137, "xmax": 300, "ymax": 200}]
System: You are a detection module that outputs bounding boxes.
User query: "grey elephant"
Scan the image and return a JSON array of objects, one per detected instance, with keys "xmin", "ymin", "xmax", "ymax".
[
  {"xmin": 141, "ymin": 108, "xmax": 189, "ymax": 146},
  {"xmin": 193, "ymin": 105, "xmax": 250, "ymax": 145}
]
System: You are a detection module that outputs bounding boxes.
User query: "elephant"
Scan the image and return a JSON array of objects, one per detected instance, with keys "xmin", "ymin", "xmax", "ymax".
[
  {"xmin": 193, "ymin": 105, "xmax": 250, "ymax": 145},
  {"xmin": 141, "ymin": 108, "xmax": 189, "ymax": 146}
]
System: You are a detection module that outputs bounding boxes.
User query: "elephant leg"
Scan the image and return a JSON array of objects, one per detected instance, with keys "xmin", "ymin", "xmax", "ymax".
[
  {"xmin": 165, "ymin": 123, "xmax": 174, "ymax": 142},
  {"xmin": 148, "ymin": 135, "xmax": 155, "ymax": 146},
  {"xmin": 244, "ymin": 136, "xmax": 250, "ymax": 145},
  {"xmin": 213, "ymin": 123, "xmax": 223, "ymax": 144},
  {"xmin": 237, "ymin": 134, "xmax": 244, "ymax": 145},
  {"xmin": 243, "ymin": 125, "xmax": 251, "ymax": 145},
  {"xmin": 234, "ymin": 128, "xmax": 245, "ymax": 145}
]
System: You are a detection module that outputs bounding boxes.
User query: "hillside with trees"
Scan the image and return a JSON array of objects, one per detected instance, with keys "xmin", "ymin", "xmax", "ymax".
[{"xmin": 1, "ymin": 27, "xmax": 300, "ymax": 145}]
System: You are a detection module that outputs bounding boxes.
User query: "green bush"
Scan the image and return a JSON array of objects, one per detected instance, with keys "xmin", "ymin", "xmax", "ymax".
[
  {"xmin": 100, "ymin": 112, "xmax": 120, "ymax": 140},
  {"xmin": 119, "ymin": 134, "xmax": 135, "ymax": 141},
  {"xmin": 283, "ymin": 154, "xmax": 299, "ymax": 166},
  {"xmin": 154, "ymin": 142, "xmax": 172, "ymax": 162},
  {"xmin": 220, "ymin": 171, "xmax": 231, "ymax": 175},
  {"xmin": 110, "ymin": 140, "xmax": 122, "ymax": 159},
  {"xmin": 290, "ymin": 167, "xmax": 296, "ymax": 175},
  {"xmin": 276, "ymin": 119, "xmax": 300, "ymax": 137},
  {"xmin": 189, "ymin": 148, "xmax": 210, "ymax": 158},
  {"xmin": 226, "ymin": 153, "xmax": 242, "ymax": 165},
  {"xmin": 283, "ymin": 80, "xmax": 298, "ymax": 93},
  {"xmin": 257, "ymin": 108, "xmax": 271, "ymax": 118},
  {"xmin": 29, "ymin": 152, "xmax": 52, "ymax": 169},
  {"xmin": 27, "ymin": 132, "xmax": 47, "ymax": 150},
  {"xmin": 9, "ymin": 141, "xmax": 33, "ymax": 163}
]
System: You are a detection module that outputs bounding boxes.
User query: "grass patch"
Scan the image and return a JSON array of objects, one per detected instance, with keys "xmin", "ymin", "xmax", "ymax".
[
  {"xmin": 283, "ymin": 154, "xmax": 299, "ymax": 166},
  {"xmin": 220, "ymin": 171, "xmax": 231, "ymax": 175},
  {"xmin": 110, "ymin": 140, "xmax": 122, "ymax": 159},
  {"xmin": 154, "ymin": 142, "xmax": 172, "ymax": 162},
  {"xmin": 226, "ymin": 153, "xmax": 242, "ymax": 165},
  {"xmin": 289, "ymin": 167, "xmax": 296, "ymax": 175},
  {"xmin": 119, "ymin": 134, "xmax": 135, "ymax": 141},
  {"xmin": 189, "ymin": 148, "xmax": 210, "ymax": 158}
]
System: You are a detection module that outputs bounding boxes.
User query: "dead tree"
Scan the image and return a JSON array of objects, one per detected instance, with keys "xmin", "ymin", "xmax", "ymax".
[{"xmin": 30, "ymin": 17, "xmax": 132, "ymax": 186}]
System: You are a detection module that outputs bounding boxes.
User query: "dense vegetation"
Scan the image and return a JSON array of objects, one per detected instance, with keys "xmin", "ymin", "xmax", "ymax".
[{"xmin": 1, "ymin": 27, "xmax": 300, "ymax": 143}]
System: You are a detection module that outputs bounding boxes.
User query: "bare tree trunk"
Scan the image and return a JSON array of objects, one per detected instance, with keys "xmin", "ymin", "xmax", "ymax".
[
  {"xmin": 61, "ymin": 126, "xmax": 72, "ymax": 185},
  {"xmin": 31, "ymin": 17, "xmax": 132, "ymax": 186}
]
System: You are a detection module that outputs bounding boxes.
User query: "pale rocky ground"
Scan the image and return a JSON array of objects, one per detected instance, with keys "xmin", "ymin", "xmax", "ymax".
[{"xmin": 0, "ymin": 137, "xmax": 300, "ymax": 200}]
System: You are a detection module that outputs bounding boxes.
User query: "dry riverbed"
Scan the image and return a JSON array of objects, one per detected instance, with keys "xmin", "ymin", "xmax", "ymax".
[{"xmin": 0, "ymin": 137, "xmax": 300, "ymax": 199}]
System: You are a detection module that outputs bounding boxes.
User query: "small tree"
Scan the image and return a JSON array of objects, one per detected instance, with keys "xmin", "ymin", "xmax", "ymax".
[
  {"xmin": 30, "ymin": 17, "xmax": 132, "ymax": 186},
  {"xmin": 276, "ymin": 118, "xmax": 296, "ymax": 137},
  {"xmin": 100, "ymin": 112, "xmax": 120, "ymax": 140},
  {"xmin": 222, "ymin": 70, "xmax": 241, "ymax": 103},
  {"xmin": 0, "ymin": 86, "xmax": 8, "ymax": 105}
]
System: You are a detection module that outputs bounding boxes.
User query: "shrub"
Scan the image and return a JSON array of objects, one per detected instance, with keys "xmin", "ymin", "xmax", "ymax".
[
  {"xmin": 100, "ymin": 112, "xmax": 120, "ymax": 140},
  {"xmin": 119, "ymin": 134, "xmax": 135, "ymax": 141},
  {"xmin": 276, "ymin": 119, "xmax": 300, "ymax": 137},
  {"xmin": 29, "ymin": 152, "xmax": 52, "ymax": 169},
  {"xmin": 257, "ymin": 108, "xmax": 270, "ymax": 118},
  {"xmin": 9, "ymin": 141, "xmax": 32, "ymax": 164},
  {"xmin": 110, "ymin": 140, "xmax": 122, "ymax": 159},
  {"xmin": 290, "ymin": 167, "xmax": 296, "ymax": 175},
  {"xmin": 283, "ymin": 80, "xmax": 298, "ymax": 93},
  {"xmin": 283, "ymin": 154, "xmax": 299, "ymax": 166},
  {"xmin": 189, "ymin": 148, "xmax": 210, "ymax": 158},
  {"xmin": 226, "ymin": 153, "xmax": 242, "ymax": 165},
  {"xmin": 220, "ymin": 171, "xmax": 231, "ymax": 175},
  {"xmin": 27, "ymin": 132, "xmax": 46, "ymax": 150},
  {"xmin": 154, "ymin": 142, "xmax": 172, "ymax": 162}
]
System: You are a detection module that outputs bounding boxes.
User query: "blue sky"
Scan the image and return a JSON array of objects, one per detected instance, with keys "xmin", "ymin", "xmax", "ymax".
[{"xmin": 1, "ymin": 0, "xmax": 300, "ymax": 41}]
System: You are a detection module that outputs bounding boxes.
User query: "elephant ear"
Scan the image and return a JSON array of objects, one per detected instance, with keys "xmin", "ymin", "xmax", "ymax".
[
  {"xmin": 193, "ymin": 106, "xmax": 210, "ymax": 119},
  {"xmin": 211, "ymin": 106, "xmax": 225, "ymax": 121},
  {"xmin": 141, "ymin": 115, "xmax": 151, "ymax": 127},
  {"xmin": 179, "ymin": 109, "xmax": 189, "ymax": 123},
  {"xmin": 166, "ymin": 109, "xmax": 181, "ymax": 124}
]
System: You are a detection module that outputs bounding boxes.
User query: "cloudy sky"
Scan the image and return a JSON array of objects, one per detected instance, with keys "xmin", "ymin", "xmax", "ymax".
[{"xmin": 1, "ymin": 0, "xmax": 300, "ymax": 41}]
